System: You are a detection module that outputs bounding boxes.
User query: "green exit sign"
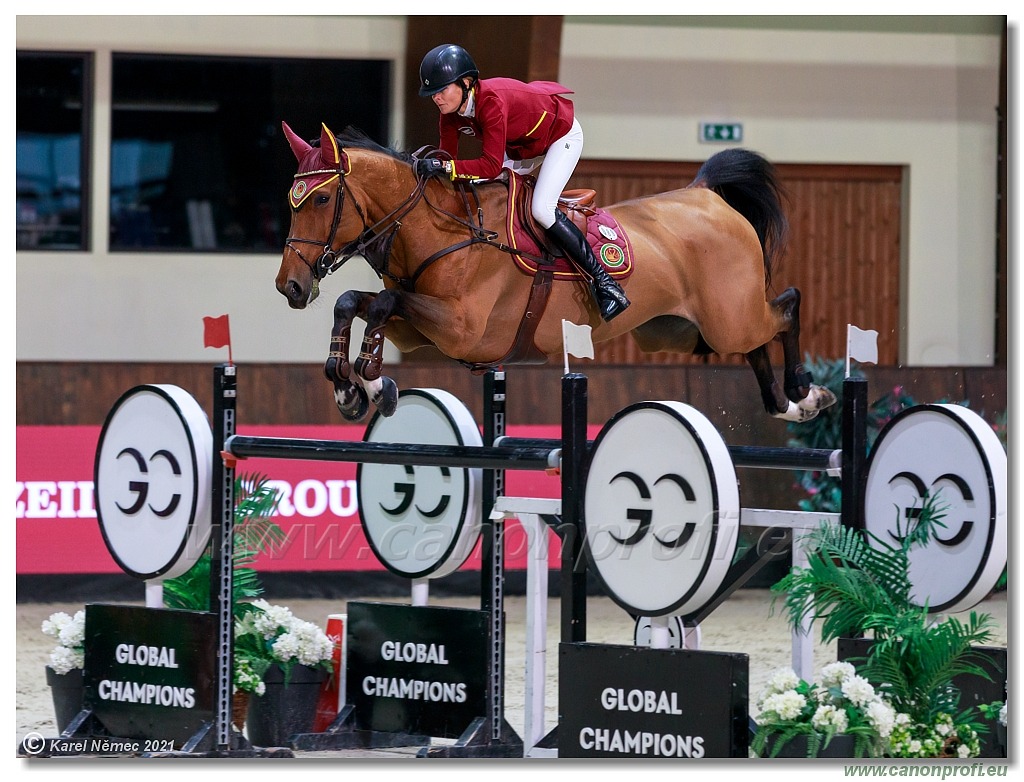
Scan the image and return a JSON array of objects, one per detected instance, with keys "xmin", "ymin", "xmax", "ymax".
[{"xmin": 699, "ymin": 122, "xmax": 743, "ymax": 143}]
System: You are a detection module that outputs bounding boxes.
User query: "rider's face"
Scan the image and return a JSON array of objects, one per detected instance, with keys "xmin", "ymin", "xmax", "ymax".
[{"xmin": 432, "ymin": 82, "xmax": 466, "ymax": 115}]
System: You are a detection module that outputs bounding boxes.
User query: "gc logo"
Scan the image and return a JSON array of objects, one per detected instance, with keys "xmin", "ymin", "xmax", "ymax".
[
  {"xmin": 864, "ymin": 404, "xmax": 1007, "ymax": 614},
  {"xmin": 884, "ymin": 470, "xmax": 974, "ymax": 547},
  {"xmin": 114, "ymin": 448, "xmax": 183, "ymax": 517},
  {"xmin": 95, "ymin": 385, "xmax": 212, "ymax": 580},
  {"xmin": 380, "ymin": 464, "xmax": 451, "ymax": 519},
  {"xmin": 358, "ymin": 389, "xmax": 482, "ymax": 580},
  {"xmin": 607, "ymin": 471, "xmax": 697, "ymax": 549},
  {"xmin": 584, "ymin": 402, "xmax": 740, "ymax": 618}
]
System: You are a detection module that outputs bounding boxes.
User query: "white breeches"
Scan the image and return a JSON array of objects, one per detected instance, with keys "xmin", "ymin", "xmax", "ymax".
[{"xmin": 503, "ymin": 117, "xmax": 584, "ymax": 229}]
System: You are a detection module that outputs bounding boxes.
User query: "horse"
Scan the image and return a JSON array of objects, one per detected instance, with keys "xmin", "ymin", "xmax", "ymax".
[{"xmin": 276, "ymin": 121, "xmax": 836, "ymax": 424}]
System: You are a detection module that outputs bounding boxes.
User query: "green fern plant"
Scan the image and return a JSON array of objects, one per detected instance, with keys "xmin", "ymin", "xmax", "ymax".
[
  {"xmin": 771, "ymin": 493, "xmax": 997, "ymax": 755},
  {"xmin": 162, "ymin": 473, "xmax": 286, "ymax": 616}
]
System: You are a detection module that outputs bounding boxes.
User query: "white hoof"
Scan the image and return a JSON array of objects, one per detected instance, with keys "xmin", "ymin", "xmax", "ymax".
[
  {"xmin": 773, "ymin": 400, "xmax": 820, "ymax": 423},
  {"xmin": 799, "ymin": 385, "xmax": 838, "ymax": 412}
]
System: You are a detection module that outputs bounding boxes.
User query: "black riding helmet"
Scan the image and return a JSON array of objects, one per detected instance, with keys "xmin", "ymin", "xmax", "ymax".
[{"xmin": 418, "ymin": 44, "xmax": 479, "ymax": 97}]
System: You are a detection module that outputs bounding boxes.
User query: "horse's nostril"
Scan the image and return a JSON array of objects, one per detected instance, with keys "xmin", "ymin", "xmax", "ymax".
[{"xmin": 282, "ymin": 279, "xmax": 308, "ymax": 309}]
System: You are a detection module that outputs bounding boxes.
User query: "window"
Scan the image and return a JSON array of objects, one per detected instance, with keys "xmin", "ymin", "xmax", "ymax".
[
  {"xmin": 17, "ymin": 52, "xmax": 91, "ymax": 251},
  {"xmin": 109, "ymin": 54, "xmax": 390, "ymax": 252}
]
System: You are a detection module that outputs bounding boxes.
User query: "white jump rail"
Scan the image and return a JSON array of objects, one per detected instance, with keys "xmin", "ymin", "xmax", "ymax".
[
  {"xmin": 740, "ymin": 508, "xmax": 840, "ymax": 681},
  {"xmin": 489, "ymin": 495, "xmax": 561, "ymax": 758}
]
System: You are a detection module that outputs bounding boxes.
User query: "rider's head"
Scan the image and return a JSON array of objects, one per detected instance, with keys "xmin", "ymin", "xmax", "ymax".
[{"xmin": 419, "ymin": 44, "xmax": 478, "ymax": 113}]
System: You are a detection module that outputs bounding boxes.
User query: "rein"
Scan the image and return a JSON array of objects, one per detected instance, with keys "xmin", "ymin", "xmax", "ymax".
[{"xmin": 286, "ymin": 149, "xmax": 555, "ymax": 292}]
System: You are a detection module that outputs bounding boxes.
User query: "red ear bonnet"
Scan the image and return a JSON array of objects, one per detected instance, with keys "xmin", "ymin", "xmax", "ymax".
[{"xmin": 284, "ymin": 122, "xmax": 350, "ymax": 209}]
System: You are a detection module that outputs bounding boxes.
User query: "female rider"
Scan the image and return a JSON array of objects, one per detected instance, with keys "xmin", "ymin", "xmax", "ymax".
[{"xmin": 415, "ymin": 43, "xmax": 630, "ymax": 322}]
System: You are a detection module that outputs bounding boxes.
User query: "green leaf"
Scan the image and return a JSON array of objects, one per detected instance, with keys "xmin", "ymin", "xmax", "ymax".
[{"xmin": 162, "ymin": 472, "xmax": 286, "ymax": 620}]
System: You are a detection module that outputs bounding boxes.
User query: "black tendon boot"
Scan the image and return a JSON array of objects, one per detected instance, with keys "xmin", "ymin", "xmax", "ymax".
[{"xmin": 545, "ymin": 211, "xmax": 630, "ymax": 322}]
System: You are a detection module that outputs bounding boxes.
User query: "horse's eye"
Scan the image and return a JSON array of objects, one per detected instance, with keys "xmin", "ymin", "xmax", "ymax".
[{"xmin": 315, "ymin": 193, "xmax": 331, "ymax": 206}]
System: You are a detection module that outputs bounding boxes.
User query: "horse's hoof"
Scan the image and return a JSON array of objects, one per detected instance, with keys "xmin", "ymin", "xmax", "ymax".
[
  {"xmin": 772, "ymin": 400, "xmax": 821, "ymax": 424},
  {"xmin": 798, "ymin": 385, "xmax": 837, "ymax": 412},
  {"xmin": 372, "ymin": 376, "xmax": 398, "ymax": 417},
  {"xmin": 334, "ymin": 382, "xmax": 369, "ymax": 422}
]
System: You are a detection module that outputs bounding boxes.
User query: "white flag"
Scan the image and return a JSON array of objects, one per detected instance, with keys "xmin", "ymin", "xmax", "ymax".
[
  {"xmin": 562, "ymin": 319, "xmax": 594, "ymax": 373},
  {"xmin": 847, "ymin": 324, "xmax": 879, "ymax": 364}
]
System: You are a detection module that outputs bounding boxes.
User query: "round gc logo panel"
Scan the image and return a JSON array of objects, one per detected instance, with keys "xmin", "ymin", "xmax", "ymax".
[
  {"xmin": 94, "ymin": 385, "xmax": 213, "ymax": 580},
  {"xmin": 864, "ymin": 404, "xmax": 1007, "ymax": 614},
  {"xmin": 583, "ymin": 401, "xmax": 740, "ymax": 617},
  {"xmin": 358, "ymin": 389, "xmax": 483, "ymax": 579}
]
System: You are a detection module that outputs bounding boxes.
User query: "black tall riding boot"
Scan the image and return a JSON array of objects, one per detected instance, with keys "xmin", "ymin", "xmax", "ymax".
[{"xmin": 545, "ymin": 211, "xmax": 630, "ymax": 322}]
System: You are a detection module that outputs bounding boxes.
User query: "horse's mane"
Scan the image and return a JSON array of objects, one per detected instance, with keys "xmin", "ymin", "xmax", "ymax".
[{"xmin": 311, "ymin": 125, "xmax": 414, "ymax": 165}]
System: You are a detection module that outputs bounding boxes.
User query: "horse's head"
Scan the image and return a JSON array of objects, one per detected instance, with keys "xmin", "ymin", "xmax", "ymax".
[{"xmin": 276, "ymin": 121, "xmax": 359, "ymax": 309}]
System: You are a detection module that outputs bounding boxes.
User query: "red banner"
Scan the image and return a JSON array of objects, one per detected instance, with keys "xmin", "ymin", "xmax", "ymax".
[{"xmin": 16, "ymin": 424, "xmax": 590, "ymax": 575}]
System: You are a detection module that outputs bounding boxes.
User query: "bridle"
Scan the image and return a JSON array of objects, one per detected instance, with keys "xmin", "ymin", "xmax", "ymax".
[
  {"xmin": 284, "ymin": 145, "xmax": 552, "ymax": 292},
  {"xmin": 284, "ymin": 151, "xmax": 432, "ymax": 286}
]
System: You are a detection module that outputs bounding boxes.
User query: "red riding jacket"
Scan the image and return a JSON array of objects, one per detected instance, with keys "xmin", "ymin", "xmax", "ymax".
[{"xmin": 437, "ymin": 77, "xmax": 575, "ymax": 182}]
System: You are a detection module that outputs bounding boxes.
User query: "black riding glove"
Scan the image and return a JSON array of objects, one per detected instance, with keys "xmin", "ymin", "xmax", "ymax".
[{"xmin": 415, "ymin": 158, "xmax": 451, "ymax": 179}]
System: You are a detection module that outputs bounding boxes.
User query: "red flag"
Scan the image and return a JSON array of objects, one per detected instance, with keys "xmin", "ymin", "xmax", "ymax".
[{"xmin": 203, "ymin": 315, "xmax": 233, "ymax": 363}]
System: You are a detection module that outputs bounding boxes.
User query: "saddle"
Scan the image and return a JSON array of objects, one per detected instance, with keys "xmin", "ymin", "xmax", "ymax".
[
  {"xmin": 505, "ymin": 171, "xmax": 634, "ymax": 281},
  {"xmin": 456, "ymin": 171, "xmax": 635, "ymax": 374}
]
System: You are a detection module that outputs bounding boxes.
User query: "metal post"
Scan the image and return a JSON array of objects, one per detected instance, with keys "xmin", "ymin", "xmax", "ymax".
[
  {"xmin": 210, "ymin": 364, "xmax": 236, "ymax": 750},
  {"xmin": 840, "ymin": 377, "xmax": 868, "ymax": 531},
  {"xmin": 560, "ymin": 373, "xmax": 588, "ymax": 643},
  {"xmin": 481, "ymin": 369, "xmax": 506, "ymax": 742}
]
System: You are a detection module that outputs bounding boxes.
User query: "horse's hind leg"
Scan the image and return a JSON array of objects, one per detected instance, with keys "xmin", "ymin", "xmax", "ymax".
[
  {"xmin": 772, "ymin": 287, "xmax": 836, "ymax": 415},
  {"xmin": 325, "ymin": 290, "xmax": 374, "ymax": 421},
  {"xmin": 747, "ymin": 287, "xmax": 836, "ymax": 423},
  {"xmin": 746, "ymin": 344, "xmax": 799, "ymax": 418},
  {"xmin": 771, "ymin": 287, "xmax": 812, "ymax": 402}
]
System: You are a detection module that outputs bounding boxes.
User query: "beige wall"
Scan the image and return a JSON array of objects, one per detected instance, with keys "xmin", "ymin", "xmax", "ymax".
[{"xmin": 15, "ymin": 15, "xmax": 1005, "ymax": 366}]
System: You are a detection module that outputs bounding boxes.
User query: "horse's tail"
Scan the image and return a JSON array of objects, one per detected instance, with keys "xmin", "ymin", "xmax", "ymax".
[{"xmin": 690, "ymin": 148, "xmax": 789, "ymax": 288}]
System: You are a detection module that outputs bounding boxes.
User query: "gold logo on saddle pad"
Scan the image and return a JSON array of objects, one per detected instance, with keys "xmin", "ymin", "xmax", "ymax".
[{"xmin": 601, "ymin": 244, "xmax": 625, "ymax": 267}]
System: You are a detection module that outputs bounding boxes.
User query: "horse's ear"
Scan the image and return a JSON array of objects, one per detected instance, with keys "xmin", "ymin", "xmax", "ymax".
[
  {"xmin": 320, "ymin": 123, "xmax": 342, "ymax": 167},
  {"xmin": 282, "ymin": 122, "xmax": 311, "ymax": 161}
]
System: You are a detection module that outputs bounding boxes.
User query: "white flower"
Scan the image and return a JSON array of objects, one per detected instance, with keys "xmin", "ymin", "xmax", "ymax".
[
  {"xmin": 841, "ymin": 674, "xmax": 877, "ymax": 707},
  {"xmin": 812, "ymin": 704, "xmax": 849, "ymax": 733},
  {"xmin": 865, "ymin": 699, "xmax": 897, "ymax": 737},
  {"xmin": 762, "ymin": 690, "xmax": 806, "ymax": 721},
  {"xmin": 251, "ymin": 599, "xmax": 294, "ymax": 640},
  {"xmin": 61, "ymin": 623, "xmax": 85, "ymax": 649},
  {"xmin": 271, "ymin": 619, "xmax": 332, "ymax": 666},
  {"xmin": 999, "ymin": 702, "xmax": 1007, "ymax": 726},
  {"xmin": 908, "ymin": 739, "xmax": 922, "ymax": 754},
  {"xmin": 935, "ymin": 721, "xmax": 951, "ymax": 736},
  {"xmin": 42, "ymin": 610, "xmax": 86, "ymax": 673},
  {"xmin": 820, "ymin": 661, "xmax": 856, "ymax": 687},
  {"xmin": 240, "ymin": 601, "xmax": 333, "ymax": 669},
  {"xmin": 49, "ymin": 645, "xmax": 83, "ymax": 675},
  {"xmin": 957, "ymin": 743, "xmax": 971, "ymax": 758},
  {"xmin": 765, "ymin": 668, "xmax": 801, "ymax": 696},
  {"xmin": 42, "ymin": 612, "xmax": 72, "ymax": 638}
]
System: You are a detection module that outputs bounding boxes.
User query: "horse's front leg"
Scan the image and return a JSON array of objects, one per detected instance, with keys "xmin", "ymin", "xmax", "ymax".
[
  {"xmin": 326, "ymin": 290, "xmax": 375, "ymax": 421},
  {"xmin": 352, "ymin": 289, "xmax": 402, "ymax": 418}
]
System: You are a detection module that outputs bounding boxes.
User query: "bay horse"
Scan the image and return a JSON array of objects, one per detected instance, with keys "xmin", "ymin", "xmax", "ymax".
[{"xmin": 276, "ymin": 122, "xmax": 835, "ymax": 423}]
